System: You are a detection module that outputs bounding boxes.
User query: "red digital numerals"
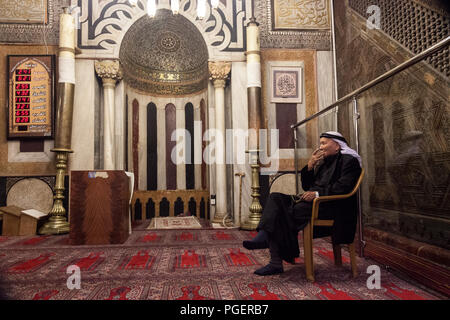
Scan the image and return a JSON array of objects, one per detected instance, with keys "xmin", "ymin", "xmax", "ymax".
[
  {"xmin": 15, "ymin": 117, "xmax": 30, "ymax": 123},
  {"xmin": 16, "ymin": 69, "xmax": 31, "ymax": 75},
  {"xmin": 14, "ymin": 70, "xmax": 32, "ymax": 125}
]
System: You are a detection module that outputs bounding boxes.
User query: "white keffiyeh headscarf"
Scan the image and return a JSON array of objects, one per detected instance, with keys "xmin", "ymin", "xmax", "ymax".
[{"xmin": 320, "ymin": 131, "xmax": 362, "ymax": 167}]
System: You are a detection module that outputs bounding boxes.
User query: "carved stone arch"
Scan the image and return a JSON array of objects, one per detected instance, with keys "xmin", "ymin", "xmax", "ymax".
[{"xmin": 73, "ymin": 0, "xmax": 248, "ymax": 59}]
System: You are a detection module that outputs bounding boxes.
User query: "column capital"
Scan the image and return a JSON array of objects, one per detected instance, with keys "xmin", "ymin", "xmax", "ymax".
[
  {"xmin": 208, "ymin": 61, "xmax": 231, "ymax": 86},
  {"xmin": 95, "ymin": 60, "xmax": 123, "ymax": 83}
]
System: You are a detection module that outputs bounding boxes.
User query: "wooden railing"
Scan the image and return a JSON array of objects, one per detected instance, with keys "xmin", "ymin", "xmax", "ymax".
[{"xmin": 131, "ymin": 190, "xmax": 210, "ymax": 220}]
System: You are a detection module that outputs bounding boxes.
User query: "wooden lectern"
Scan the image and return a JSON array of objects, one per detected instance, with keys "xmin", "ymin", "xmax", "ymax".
[
  {"xmin": 0, "ymin": 206, "xmax": 47, "ymax": 236},
  {"xmin": 69, "ymin": 170, "xmax": 130, "ymax": 245}
]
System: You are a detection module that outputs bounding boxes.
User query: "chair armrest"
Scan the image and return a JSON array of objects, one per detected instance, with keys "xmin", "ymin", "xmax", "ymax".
[
  {"xmin": 314, "ymin": 193, "xmax": 354, "ymax": 204},
  {"xmin": 311, "ymin": 194, "xmax": 354, "ymax": 220}
]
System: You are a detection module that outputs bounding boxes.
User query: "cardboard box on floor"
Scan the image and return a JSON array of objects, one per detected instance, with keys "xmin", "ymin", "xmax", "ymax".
[{"xmin": 0, "ymin": 206, "xmax": 47, "ymax": 236}]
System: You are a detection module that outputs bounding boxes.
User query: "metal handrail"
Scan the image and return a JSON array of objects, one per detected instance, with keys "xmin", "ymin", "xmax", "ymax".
[
  {"xmin": 291, "ymin": 36, "xmax": 450, "ymax": 130},
  {"xmin": 291, "ymin": 35, "xmax": 449, "ymax": 257}
]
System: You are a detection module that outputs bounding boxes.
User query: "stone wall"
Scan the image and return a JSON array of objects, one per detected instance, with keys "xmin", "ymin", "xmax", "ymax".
[
  {"xmin": 334, "ymin": 0, "xmax": 450, "ymax": 295},
  {"xmin": 334, "ymin": 0, "xmax": 449, "ymax": 250}
]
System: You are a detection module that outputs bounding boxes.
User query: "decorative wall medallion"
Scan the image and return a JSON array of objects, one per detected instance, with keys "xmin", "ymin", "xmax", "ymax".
[
  {"xmin": 158, "ymin": 32, "xmax": 181, "ymax": 53},
  {"xmin": 6, "ymin": 178, "xmax": 54, "ymax": 213},
  {"xmin": 270, "ymin": 66, "xmax": 303, "ymax": 103}
]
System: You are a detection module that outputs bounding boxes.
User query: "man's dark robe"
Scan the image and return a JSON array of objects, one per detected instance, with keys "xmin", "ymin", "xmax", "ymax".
[{"xmin": 257, "ymin": 152, "xmax": 362, "ymax": 262}]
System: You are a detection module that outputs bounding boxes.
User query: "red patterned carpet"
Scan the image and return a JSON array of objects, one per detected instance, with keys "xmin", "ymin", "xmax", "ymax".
[{"xmin": 0, "ymin": 220, "xmax": 442, "ymax": 300}]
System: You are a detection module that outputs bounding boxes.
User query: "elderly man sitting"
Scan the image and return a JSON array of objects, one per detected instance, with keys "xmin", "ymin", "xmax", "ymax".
[{"xmin": 243, "ymin": 131, "xmax": 362, "ymax": 276}]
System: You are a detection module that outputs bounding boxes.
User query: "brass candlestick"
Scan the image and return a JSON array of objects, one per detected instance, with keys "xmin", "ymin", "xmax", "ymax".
[
  {"xmin": 241, "ymin": 150, "xmax": 262, "ymax": 230},
  {"xmin": 39, "ymin": 9, "xmax": 76, "ymax": 235},
  {"xmin": 39, "ymin": 81, "xmax": 75, "ymax": 235},
  {"xmin": 39, "ymin": 149, "xmax": 72, "ymax": 235}
]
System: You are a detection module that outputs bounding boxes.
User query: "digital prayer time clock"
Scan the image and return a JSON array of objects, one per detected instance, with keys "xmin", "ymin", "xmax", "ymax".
[{"xmin": 7, "ymin": 55, "xmax": 55, "ymax": 139}]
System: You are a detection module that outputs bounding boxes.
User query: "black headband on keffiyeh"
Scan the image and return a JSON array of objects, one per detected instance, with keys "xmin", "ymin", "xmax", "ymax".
[{"xmin": 320, "ymin": 132, "xmax": 348, "ymax": 144}]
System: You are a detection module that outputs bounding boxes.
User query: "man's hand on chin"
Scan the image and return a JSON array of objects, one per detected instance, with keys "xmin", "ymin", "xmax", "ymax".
[{"xmin": 307, "ymin": 148, "xmax": 325, "ymax": 171}]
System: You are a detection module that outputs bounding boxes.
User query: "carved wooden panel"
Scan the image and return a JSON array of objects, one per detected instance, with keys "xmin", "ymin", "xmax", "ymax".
[
  {"xmin": 131, "ymin": 190, "xmax": 209, "ymax": 219},
  {"xmin": 69, "ymin": 171, "xmax": 130, "ymax": 245}
]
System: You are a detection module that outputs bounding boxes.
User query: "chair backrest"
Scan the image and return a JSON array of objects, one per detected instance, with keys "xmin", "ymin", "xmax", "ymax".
[
  {"xmin": 269, "ymin": 172, "xmax": 301, "ymax": 195},
  {"xmin": 349, "ymin": 168, "xmax": 364, "ymax": 197}
]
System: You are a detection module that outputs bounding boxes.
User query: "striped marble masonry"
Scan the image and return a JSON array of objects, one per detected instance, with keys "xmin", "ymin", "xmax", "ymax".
[{"xmin": 128, "ymin": 91, "xmax": 208, "ymax": 191}]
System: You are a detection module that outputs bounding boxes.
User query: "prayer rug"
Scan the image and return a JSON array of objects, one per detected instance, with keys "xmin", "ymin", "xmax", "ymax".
[
  {"xmin": 147, "ymin": 216, "xmax": 202, "ymax": 230},
  {"xmin": 0, "ymin": 226, "xmax": 444, "ymax": 300}
]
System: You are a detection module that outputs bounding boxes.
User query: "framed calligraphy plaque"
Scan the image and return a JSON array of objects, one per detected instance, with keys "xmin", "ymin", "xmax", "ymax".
[
  {"xmin": 272, "ymin": 0, "xmax": 331, "ymax": 30},
  {"xmin": 0, "ymin": 0, "xmax": 48, "ymax": 24},
  {"xmin": 270, "ymin": 66, "xmax": 303, "ymax": 103},
  {"xmin": 7, "ymin": 55, "xmax": 55, "ymax": 139}
]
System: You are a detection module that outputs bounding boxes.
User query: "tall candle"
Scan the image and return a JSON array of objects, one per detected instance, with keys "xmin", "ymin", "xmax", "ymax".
[
  {"xmin": 58, "ymin": 9, "xmax": 75, "ymax": 84},
  {"xmin": 54, "ymin": 8, "xmax": 76, "ymax": 150}
]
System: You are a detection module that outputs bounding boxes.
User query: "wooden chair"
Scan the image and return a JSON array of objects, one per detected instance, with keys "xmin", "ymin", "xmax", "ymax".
[{"xmin": 302, "ymin": 169, "xmax": 365, "ymax": 282}]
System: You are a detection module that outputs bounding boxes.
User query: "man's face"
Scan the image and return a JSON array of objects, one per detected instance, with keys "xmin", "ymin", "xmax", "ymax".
[{"xmin": 319, "ymin": 137, "xmax": 340, "ymax": 158}]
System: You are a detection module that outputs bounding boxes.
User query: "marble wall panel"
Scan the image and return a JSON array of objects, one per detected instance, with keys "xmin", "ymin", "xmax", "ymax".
[
  {"xmin": 70, "ymin": 59, "xmax": 96, "ymax": 171},
  {"xmin": 126, "ymin": 88, "xmax": 208, "ymax": 191},
  {"xmin": 231, "ymin": 62, "xmax": 252, "ymax": 226},
  {"xmin": 316, "ymin": 50, "xmax": 337, "ymax": 134},
  {"xmin": 261, "ymin": 49, "xmax": 320, "ymax": 171},
  {"xmin": 114, "ymin": 80, "xmax": 127, "ymax": 170}
]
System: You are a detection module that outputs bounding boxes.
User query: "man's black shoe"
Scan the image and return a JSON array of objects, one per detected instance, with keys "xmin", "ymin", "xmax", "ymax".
[
  {"xmin": 284, "ymin": 257, "xmax": 296, "ymax": 265},
  {"xmin": 243, "ymin": 240, "xmax": 269, "ymax": 250},
  {"xmin": 254, "ymin": 264, "xmax": 284, "ymax": 276}
]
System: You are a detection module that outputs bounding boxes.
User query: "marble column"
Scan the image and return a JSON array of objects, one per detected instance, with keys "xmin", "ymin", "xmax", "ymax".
[
  {"xmin": 209, "ymin": 61, "xmax": 231, "ymax": 224},
  {"xmin": 95, "ymin": 60, "xmax": 123, "ymax": 170}
]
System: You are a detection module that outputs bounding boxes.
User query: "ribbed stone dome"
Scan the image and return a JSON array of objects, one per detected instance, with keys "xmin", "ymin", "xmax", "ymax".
[{"xmin": 120, "ymin": 9, "xmax": 209, "ymax": 95}]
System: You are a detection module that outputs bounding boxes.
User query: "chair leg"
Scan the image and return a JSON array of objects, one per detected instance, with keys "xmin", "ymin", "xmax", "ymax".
[
  {"xmin": 303, "ymin": 223, "xmax": 314, "ymax": 282},
  {"xmin": 333, "ymin": 244, "xmax": 342, "ymax": 266},
  {"xmin": 348, "ymin": 243, "xmax": 358, "ymax": 278}
]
